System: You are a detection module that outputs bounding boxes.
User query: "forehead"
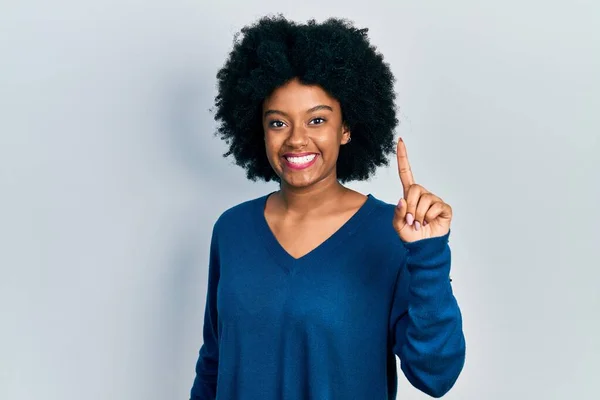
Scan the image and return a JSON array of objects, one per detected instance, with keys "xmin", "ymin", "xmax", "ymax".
[{"xmin": 263, "ymin": 78, "xmax": 339, "ymax": 111}]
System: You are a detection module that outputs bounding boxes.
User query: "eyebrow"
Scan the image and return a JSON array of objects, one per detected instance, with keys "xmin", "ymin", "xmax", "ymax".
[{"xmin": 263, "ymin": 104, "xmax": 333, "ymax": 118}]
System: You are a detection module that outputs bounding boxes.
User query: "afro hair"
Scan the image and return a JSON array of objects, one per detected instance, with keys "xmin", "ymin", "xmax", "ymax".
[{"xmin": 213, "ymin": 15, "xmax": 398, "ymax": 182}]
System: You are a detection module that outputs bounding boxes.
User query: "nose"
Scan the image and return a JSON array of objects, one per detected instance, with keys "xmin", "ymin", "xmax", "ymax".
[{"xmin": 285, "ymin": 124, "xmax": 308, "ymax": 148}]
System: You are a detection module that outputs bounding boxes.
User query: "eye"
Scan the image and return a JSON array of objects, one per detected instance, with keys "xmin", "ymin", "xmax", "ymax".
[
  {"xmin": 309, "ymin": 117, "xmax": 326, "ymax": 125},
  {"xmin": 268, "ymin": 120, "xmax": 286, "ymax": 129}
]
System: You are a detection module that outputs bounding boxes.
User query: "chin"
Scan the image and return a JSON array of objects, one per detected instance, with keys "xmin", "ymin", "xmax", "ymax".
[
  {"xmin": 279, "ymin": 168, "xmax": 334, "ymax": 189},
  {"xmin": 280, "ymin": 174, "xmax": 318, "ymax": 188}
]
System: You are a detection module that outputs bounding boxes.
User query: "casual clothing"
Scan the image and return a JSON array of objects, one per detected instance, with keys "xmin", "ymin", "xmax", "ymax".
[{"xmin": 190, "ymin": 193, "xmax": 465, "ymax": 399}]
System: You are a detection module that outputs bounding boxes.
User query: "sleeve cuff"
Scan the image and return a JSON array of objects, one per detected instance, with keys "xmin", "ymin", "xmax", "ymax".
[{"xmin": 402, "ymin": 230, "xmax": 451, "ymax": 270}]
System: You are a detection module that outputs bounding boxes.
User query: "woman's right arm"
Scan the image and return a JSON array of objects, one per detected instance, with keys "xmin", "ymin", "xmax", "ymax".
[{"xmin": 190, "ymin": 225, "xmax": 221, "ymax": 399}]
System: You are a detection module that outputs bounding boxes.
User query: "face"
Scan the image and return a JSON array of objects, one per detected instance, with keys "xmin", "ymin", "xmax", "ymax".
[{"xmin": 262, "ymin": 78, "xmax": 350, "ymax": 189}]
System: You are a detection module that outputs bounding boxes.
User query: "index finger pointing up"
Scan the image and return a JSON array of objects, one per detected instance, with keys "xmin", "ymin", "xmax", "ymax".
[{"xmin": 397, "ymin": 137, "xmax": 415, "ymax": 194}]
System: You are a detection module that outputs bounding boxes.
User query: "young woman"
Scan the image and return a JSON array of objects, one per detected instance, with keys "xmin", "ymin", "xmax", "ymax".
[{"xmin": 190, "ymin": 15, "xmax": 465, "ymax": 399}]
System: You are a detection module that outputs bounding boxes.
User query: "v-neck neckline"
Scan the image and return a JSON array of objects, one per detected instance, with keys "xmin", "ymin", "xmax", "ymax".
[{"xmin": 254, "ymin": 192, "xmax": 378, "ymax": 273}]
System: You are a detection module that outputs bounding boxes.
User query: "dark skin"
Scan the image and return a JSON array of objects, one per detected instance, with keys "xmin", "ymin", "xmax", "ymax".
[
  {"xmin": 261, "ymin": 78, "xmax": 452, "ymax": 259},
  {"xmin": 262, "ymin": 78, "xmax": 365, "ymax": 259}
]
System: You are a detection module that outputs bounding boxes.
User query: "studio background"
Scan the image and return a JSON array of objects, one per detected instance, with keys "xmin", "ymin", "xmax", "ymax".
[{"xmin": 1, "ymin": 1, "xmax": 598, "ymax": 399}]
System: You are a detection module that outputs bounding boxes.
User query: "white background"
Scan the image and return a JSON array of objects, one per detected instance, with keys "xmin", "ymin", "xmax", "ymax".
[{"xmin": 1, "ymin": 1, "xmax": 599, "ymax": 399}]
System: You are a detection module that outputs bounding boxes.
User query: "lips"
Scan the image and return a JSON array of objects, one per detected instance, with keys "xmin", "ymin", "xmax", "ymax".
[{"xmin": 282, "ymin": 152, "xmax": 319, "ymax": 170}]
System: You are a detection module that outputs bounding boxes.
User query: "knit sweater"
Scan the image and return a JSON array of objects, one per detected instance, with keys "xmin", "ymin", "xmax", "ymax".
[{"xmin": 190, "ymin": 193, "xmax": 465, "ymax": 399}]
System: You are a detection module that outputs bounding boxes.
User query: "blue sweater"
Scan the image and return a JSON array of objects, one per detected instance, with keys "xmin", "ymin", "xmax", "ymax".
[{"xmin": 190, "ymin": 193, "xmax": 465, "ymax": 399}]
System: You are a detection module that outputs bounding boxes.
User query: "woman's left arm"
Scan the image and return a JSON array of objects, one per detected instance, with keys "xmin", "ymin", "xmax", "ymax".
[
  {"xmin": 389, "ymin": 233, "xmax": 465, "ymax": 398},
  {"xmin": 389, "ymin": 138, "xmax": 466, "ymax": 397}
]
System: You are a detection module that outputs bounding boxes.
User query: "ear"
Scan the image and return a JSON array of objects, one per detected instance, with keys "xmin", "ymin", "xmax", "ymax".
[{"xmin": 341, "ymin": 124, "xmax": 351, "ymax": 145}]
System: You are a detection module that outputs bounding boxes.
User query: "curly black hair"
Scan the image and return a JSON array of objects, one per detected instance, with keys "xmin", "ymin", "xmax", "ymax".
[{"xmin": 213, "ymin": 15, "xmax": 398, "ymax": 182}]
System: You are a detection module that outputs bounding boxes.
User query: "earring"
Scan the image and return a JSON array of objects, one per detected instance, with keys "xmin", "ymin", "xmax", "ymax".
[{"xmin": 347, "ymin": 136, "xmax": 352, "ymax": 144}]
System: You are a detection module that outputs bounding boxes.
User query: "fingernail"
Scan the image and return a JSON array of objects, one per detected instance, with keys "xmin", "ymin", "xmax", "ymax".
[
  {"xmin": 406, "ymin": 213, "xmax": 414, "ymax": 226},
  {"xmin": 414, "ymin": 221, "xmax": 421, "ymax": 231},
  {"xmin": 423, "ymin": 220, "xmax": 428, "ymax": 226},
  {"xmin": 399, "ymin": 137, "xmax": 403, "ymax": 142},
  {"xmin": 396, "ymin": 199, "xmax": 403, "ymax": 209}
]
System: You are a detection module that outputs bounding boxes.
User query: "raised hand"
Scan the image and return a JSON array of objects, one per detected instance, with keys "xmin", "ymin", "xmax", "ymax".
[{"xmin": 393, "ymin": 138, "xmax": 452, "ymax": 242}]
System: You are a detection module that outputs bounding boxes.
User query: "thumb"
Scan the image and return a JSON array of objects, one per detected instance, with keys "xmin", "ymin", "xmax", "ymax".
[{"xmin": 393, "ymin": 198, "xmax": 408, "ymax": 233}]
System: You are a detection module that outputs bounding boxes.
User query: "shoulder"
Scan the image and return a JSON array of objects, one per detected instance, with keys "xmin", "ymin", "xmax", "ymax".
[
  {"xmin": 344, "ymin": 194, "xmax": 408, "ymax": 279},
  {"xmin": 211, "ymin": 193, "xmax": 268, "ymax": 238},
  {"xmin": 366, "ymin": 194, "xmax": 400, "ymax": 231},
  {"xmin": 361, "ymin": 194, "xmax": 408, "ymax": 251},
  {"xmin": 368, "ymin": 194, "xmax": 397, "ymax": 218}
]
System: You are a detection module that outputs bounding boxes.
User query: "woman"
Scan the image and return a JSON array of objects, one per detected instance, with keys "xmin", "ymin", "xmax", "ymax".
[{"xmin": 190, "ymin": 15, "xmax": 465, "ymax": 399}]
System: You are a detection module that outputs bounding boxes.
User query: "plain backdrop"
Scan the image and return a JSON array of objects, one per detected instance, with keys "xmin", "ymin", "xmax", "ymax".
[{"xmin": 1, "ymin": 1, "xmax": 599, "ymax": 399}]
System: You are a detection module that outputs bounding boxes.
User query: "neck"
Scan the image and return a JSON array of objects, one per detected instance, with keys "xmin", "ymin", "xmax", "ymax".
[{"xmin": 276, "ymin": 176, "xmax": 348, "ymax": 216}]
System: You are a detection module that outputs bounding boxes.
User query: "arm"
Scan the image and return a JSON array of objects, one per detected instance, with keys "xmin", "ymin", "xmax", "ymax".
[
  {"xmin": 390, "ymin": 232, "xmax": 465, "ymax": 398},
  {"xmin": 190, "ymin": 226, "xmax": 221, "ymax": 400}
]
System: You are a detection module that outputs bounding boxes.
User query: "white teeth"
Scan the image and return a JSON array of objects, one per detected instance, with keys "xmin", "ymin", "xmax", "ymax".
[{"xmin": 286, "ymin": 154, "xmax": 316, "ymax": 164}]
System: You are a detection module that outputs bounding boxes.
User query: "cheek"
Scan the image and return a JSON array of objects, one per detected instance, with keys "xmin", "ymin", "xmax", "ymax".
[{"xmin": 313, "ymin": 131, "xmax": 342, "ymax": 157}]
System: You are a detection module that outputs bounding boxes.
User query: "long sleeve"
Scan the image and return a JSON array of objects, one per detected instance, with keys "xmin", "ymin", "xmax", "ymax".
[
  {"xmin": 389, "ymin": 231, "xmax": 466, "ymax": 398},
  {"xmin": 190, "ymin": 225, "xmax": 221, "ymax": 400}
]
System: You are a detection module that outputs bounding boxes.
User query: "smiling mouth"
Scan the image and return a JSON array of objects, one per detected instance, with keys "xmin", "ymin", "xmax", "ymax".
[{"xmin": 282, "ymin": 153, "xmax": 318, "ymax": 170}]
